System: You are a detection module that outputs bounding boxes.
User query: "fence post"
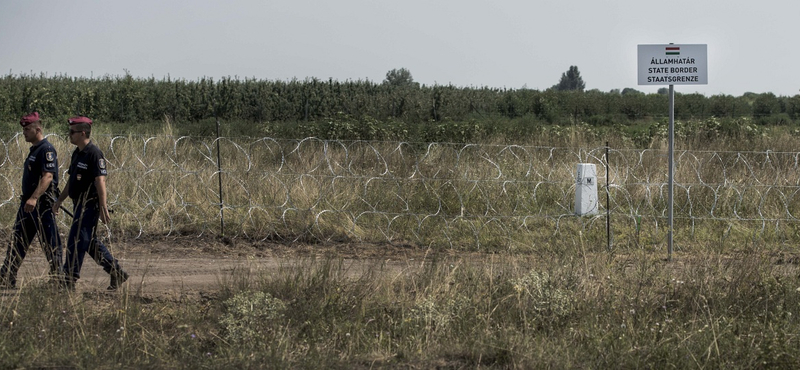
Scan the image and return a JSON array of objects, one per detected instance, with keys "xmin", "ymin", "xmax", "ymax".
[
  {"xmin": 216, "ymin": 118, "xmax": 225, "ymax": 237},
  {"xmin": 606, "ymin": 141, "xmax": 611, "ymax": 251}
]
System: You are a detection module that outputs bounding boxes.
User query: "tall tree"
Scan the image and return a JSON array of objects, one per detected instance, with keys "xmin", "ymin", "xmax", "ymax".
[
  {"xmin": 383, "ymin": 68, "xmax": 417, "ymax": 88},
  {"xmin": 554, "ymin": 66, "xmax": 586, "ymax": 91},
  {"xmin": 621, "ymin": 88, "xmax": 643, "ymax": 95}
]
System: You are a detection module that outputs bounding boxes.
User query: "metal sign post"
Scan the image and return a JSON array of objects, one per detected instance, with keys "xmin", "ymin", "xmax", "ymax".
[
  {"xmin": 638, "ymin": 43, "xmax": 708, "ymax": 261},
  {"xmin": 668, "ymin": 84, "xmax": 674, "ymax": 260}
]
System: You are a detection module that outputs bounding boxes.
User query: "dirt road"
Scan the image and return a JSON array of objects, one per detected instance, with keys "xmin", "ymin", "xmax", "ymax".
[
  {"xmin": 0, "ymin": 236, "xmax": 428, "ymax": 300},
  {"xmin": 4, "ymin": 236, "xmax": 799, "ymax": 302}
]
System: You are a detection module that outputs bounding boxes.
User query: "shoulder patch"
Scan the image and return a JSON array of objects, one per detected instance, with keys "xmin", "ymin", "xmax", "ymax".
[
  {"xmin": 46, "ymin": 151, "xmax": 54, "ymax": 161},
  {"xmin": 98, "ymin": 158, "xmax": 106, "ymax": 169}
]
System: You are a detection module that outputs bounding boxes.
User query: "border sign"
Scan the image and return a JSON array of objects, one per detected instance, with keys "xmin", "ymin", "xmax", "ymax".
[
  {"xmin": 637, "ymin": 43, "xmax": 707, "ymax": 262},
  {"xmin": 638, "ymin": 44, "xmax": 707, "ymax": 85}
]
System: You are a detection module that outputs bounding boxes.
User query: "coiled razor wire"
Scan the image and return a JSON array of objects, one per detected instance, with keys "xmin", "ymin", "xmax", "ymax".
[{"xmin": 2, "ymin": 132, "xmax": 800, "ymax": 249}]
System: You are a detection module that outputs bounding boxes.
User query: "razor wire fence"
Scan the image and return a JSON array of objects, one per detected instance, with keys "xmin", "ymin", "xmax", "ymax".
[{"xmin": 2, "ymin": 132, "xmax": 800, "ymax": 250}]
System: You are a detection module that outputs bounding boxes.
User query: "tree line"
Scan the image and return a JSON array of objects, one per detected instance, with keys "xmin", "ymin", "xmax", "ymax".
[{"xmin": 1, "ymin": 72, "xmax": 799, "ymax": 127}]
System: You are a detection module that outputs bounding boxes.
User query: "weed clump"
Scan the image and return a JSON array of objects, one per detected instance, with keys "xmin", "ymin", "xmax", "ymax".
[
  {"xmin": 510, "ymin": 270, "xmax": 575, "ymax": 320},
  {"xmin": 219, "ymin": 290, "xmax": 286, "ymax": 345}
]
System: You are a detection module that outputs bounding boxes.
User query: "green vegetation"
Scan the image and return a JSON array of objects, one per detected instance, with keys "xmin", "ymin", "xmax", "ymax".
[
  {"xmin": 2, "ymin": 73, "xmax": 800, "ymax": 145},
  {"xmin": 554, "ymin": 65, "xmax": 586, "ymax": 91}
]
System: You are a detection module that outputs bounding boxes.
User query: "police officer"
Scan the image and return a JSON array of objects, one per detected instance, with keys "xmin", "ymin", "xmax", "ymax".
[
  {"xmin": 53, "ymin": 116, "xmax": 128, "ymax": 291},
  {"xmin": 0, "ymin": 112, "xmax": 63, "ymax": 289}
]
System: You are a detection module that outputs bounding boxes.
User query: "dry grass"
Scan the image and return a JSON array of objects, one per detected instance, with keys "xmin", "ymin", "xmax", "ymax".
[
  {"xmin": 1, "ymin": 122, "xmax": 800, "ymax": 367},
  {"xmin": 1, "ymin": 247, "xmax": 798, "ymax": 368},
  {"xmin": 3, "ymin": 124, "xmax": 800, "ymax": 254}
]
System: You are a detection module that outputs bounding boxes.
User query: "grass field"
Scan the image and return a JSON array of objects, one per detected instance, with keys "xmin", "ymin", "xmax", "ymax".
[
  {"xmin": 1, "ymin": 121, "xmax": 800, "ymax": 368},
  {"xmin": 3, "ymin": 119, "xmax": 800, "ymax": 253},
  {"xmin": 1, "ymin": 246, "xmax": 798, "ymax": 368}
]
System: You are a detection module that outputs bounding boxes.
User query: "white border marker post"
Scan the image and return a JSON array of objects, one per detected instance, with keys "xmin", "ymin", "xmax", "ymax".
[{"xmin": 638, "ymin": 44, "xmax": 707, "ymax": 261}]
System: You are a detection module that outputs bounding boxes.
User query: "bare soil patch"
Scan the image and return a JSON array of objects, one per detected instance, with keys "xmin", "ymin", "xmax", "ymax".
[
  {"xmin": 2, "ymin": 236, "xmax": 436, "ymax": 301},
  {"xmin": 6, "ymin": 236, "xmax": 798, "ymax": 302}
]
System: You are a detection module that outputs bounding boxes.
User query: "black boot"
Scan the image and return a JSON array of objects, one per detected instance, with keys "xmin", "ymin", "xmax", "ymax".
[
  {"xmin": 0, "ymin": 268, "xmax": 16, "ymax": 289},
  {"xmin": 0, "ymin": 276, "xmax": 15, "ymax": 289},
  {"xmin": 60, "ymin": 276, "xmax": 76, "ymax": 292},
  {"xmin": 108, "ymin": 269, "xmax": 129, "ymax": 291},
  {"xmin": 0, "ymin": 264, "xmax": 17, "ymax": 289},
  {"xmin": 49, "ymin": 265, "xmax": 65, "ymax": 285}
]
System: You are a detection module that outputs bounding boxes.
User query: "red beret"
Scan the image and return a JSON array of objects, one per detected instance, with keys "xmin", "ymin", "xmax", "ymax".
[
  {"xmin": 68, "ymin": 116, "xmax": 93, "ymax": 125},
  {"xmin": 20, "ymin": 112, "xmax": 41, "ymax": 126}
]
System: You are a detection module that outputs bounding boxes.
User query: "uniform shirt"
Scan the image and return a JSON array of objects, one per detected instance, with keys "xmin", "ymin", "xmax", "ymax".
[
  {"xmin": 67, "ymin": 141, "xmax": 108, "ymax": 201},
  {"xmin": 21, "ymin": 138, "xmax": 59, "ymax": 201}
]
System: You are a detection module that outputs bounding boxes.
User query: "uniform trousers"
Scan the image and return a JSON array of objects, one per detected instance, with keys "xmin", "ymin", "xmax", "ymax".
[
  {"xmin": 63, "ymin": 200, "xmax": 121, "ymax": 281},
  {"xmin": 0, "ymin": 200, "xmax": 63, "ymax": 286}
]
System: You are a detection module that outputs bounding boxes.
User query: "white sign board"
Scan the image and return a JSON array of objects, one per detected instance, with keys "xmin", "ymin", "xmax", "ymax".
[{"xmin": 638, "ymin": 44, "xmax": 707, "ymax": 85}]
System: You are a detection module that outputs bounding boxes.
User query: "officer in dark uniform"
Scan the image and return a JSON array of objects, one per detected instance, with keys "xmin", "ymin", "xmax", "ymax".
[
  {"xmin": 0, "ymin": 112, "xmax": 63, "ymax": 289},
  {"xmin": 53, "ymin": 116, "xmax": 128, "ymax": 291}
]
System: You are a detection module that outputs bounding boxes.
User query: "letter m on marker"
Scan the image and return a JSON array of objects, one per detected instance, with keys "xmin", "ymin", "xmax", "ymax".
[{"xmin": 665, "ymin": 46, "xmax": 680, "ymax": 56}]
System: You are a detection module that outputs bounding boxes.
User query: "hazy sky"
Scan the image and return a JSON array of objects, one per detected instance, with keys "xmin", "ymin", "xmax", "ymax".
[{"xmin": 2, "ymin": 0, "xmax": 798, "ymax": 97}]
